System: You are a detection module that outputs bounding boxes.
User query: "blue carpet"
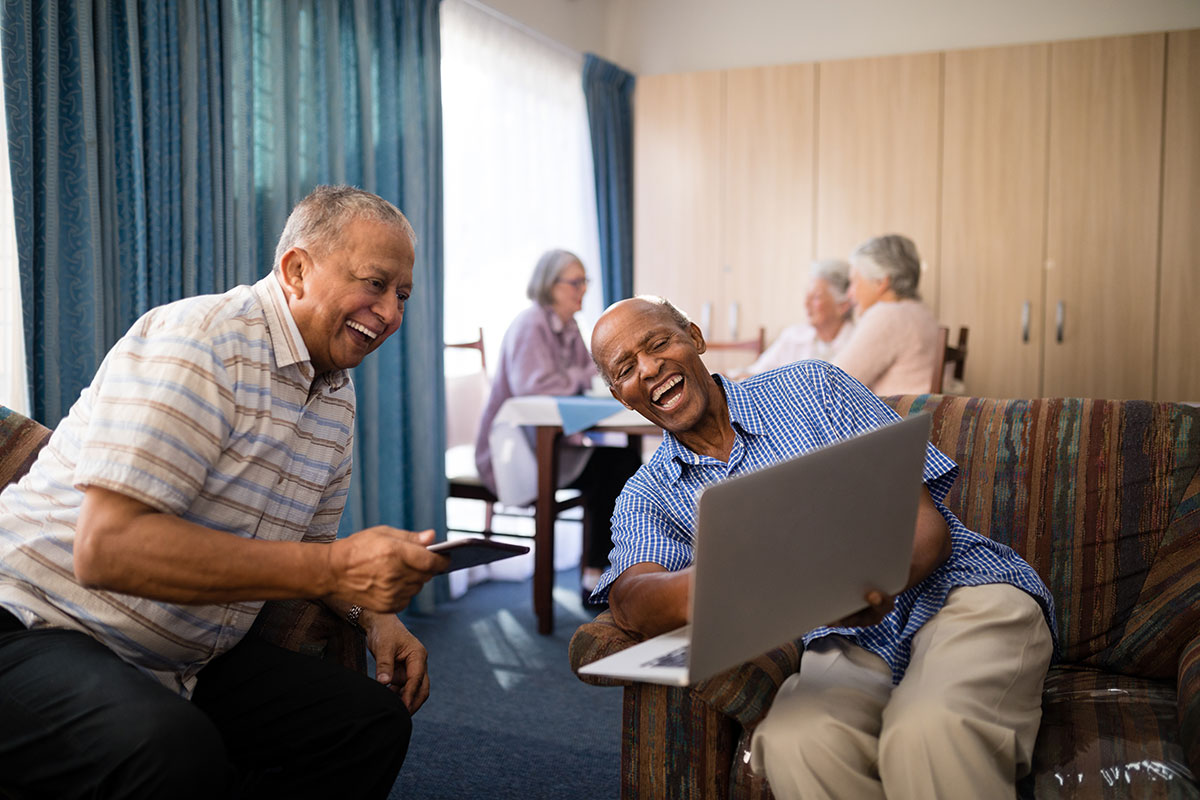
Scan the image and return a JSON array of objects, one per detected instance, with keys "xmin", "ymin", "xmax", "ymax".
[{"xmin": 388, "ymin": 570, "xmax": 622, "ymax": 799}]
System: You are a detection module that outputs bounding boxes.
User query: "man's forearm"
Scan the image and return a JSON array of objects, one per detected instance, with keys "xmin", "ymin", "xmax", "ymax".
[
  {"xmin": 608, "ymin": 564, "xmax": 691, "ymax": 638},
  {"xmin": 75, "ymin": 490, "xmax": 335, "ymax": 603}
]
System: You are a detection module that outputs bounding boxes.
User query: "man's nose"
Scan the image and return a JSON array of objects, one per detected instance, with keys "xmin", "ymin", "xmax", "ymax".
[{"xmin": 636, "ymin": 350, "xmax": 662, "ymax": 379}]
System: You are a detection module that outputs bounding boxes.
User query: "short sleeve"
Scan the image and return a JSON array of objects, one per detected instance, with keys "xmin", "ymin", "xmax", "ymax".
[
  {"xmin": 591, "ymin": 479, "xmax": 695, "ymax": 601},
  {"xmin": 75, "ymin": 323, "xmax": 236, "ymax": 515}
]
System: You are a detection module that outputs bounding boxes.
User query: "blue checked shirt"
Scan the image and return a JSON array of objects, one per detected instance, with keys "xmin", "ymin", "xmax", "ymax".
[{"xmin": 593, "ymin": 360, "xmax": 1057, "ymax": 683}]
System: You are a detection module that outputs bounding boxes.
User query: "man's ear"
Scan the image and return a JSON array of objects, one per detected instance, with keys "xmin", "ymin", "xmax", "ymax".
[
  {"xmin": 278, "ymin": 247, "xmax": 308, "ymax": 300},
  {"xmin": 688, "ymin": 322, "xmax": 707, "ymax": 355}
]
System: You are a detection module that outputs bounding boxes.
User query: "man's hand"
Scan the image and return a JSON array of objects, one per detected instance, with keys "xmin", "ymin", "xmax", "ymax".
[
  {"xmin": 363, "ymin": 612, "xmax": 430, "ymax": 713},
  {"xmin": 832, "ymin": 589, "xmax": 895, "ymax": 628},
  {"xmin": 328, "ymin": 527, "xmax": 448, "ymax": 613}
]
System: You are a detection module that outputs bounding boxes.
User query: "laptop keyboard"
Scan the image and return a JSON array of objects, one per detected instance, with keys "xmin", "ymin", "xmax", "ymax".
[{"xmin": 642, "ymin": 644, "xmax": 689, "ymax": 669}]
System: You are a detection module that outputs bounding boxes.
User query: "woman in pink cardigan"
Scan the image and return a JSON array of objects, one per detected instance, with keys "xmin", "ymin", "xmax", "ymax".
[{"xmin": 833, "ymin": 234, "xmax": 941, "ymax": 396}]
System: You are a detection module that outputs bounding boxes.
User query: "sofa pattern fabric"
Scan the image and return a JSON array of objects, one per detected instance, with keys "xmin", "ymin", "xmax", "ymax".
[{"xmin": 571, "ymin": 394, "xmax": 1200, "ymax": 799}]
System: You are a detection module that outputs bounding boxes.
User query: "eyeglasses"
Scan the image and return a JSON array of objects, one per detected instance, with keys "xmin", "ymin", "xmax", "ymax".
[{"xmin": 556, "ymin": 277, "xmax": 589, "ymax": 289}]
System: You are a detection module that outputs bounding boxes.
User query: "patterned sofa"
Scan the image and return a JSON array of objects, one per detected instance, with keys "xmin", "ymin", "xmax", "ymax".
[
  {"xmin": 0, "ymin": 404, "xmax": 366, "ymax": 673},
  {"xmin": 570, "ymin": 395, "xmax": 1200, "ymax": 799}
]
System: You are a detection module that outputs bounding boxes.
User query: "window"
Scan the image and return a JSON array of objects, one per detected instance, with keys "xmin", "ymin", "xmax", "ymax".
[{"xmin": 440, "ymin": 0, "xmax": 602, "ymax": 373}]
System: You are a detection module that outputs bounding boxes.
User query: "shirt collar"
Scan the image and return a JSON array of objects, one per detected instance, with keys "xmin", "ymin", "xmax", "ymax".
[
  {"xmin": 655, "ymin": 373, "xmax": 767, "ymax": 483},
  {"xmin": 255, "ymin": 274, "xmax": 350, "ymax": 392}
]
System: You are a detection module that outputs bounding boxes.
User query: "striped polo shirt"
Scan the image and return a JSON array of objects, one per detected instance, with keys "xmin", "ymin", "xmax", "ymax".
[
  {"xmin": 593, "ymin": 360, "xmax": 1057, "ymax": 683},
  {"xmin": 0, "ymin": 275, "xmax": 356, "ymax": 697}
]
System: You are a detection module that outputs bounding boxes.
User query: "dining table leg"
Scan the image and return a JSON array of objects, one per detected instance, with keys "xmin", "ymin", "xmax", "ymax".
[{"xmin": 533, "ymin": 425, "xmax": 560, "ymax": 635}]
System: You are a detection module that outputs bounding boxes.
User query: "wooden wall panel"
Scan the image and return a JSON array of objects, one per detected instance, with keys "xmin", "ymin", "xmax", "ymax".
[
  {"xmin": 816, "ymin": 53, "xmax": 943, "ymax": 311},
  {"xmin": 1043, "ymin": 34, "xmax": 1164, "ymax": 399},
  {"xmin": 719, "ymin": 63, "xmax": 816, "ymax": 364},
  {"xmin": 1157, "ymin": 29, "xmax": 1200, "ymax": 402},
  {"xmin": 632, "ymin": 72, "xmax": 723, "ymax": 323},
  {"xmin": 940, "ymin": 44, "xmax": 1049, "ymax": 399}
]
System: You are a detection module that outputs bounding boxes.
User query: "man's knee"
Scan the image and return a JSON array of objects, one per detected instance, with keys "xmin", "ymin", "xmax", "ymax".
[
  {"xmin": 879, "ymin": 699, "xmax": 1013, "ymax": 768},
  {"xmin": 98, "ymin": 699, "xmax": 233, "ymax": 799},
  {"xmin": 343, "ymin": 678, "xmax": 413, "ymax": 760}
]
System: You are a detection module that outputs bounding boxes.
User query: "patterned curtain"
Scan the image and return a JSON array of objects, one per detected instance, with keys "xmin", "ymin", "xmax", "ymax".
[
  {"xmin": 1, "ymin": 0, "xmax": 446, "ymax": 585},
  {"xmin": 582, "ymin": 53, "xmax": 635, "ymax": 306}
]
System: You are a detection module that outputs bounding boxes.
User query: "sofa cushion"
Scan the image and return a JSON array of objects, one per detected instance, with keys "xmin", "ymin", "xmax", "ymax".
[
  {"xmin": 886, "ymin": 396, "xmax": 1200, "ymax": 680},
  {"xmin": 0, "ymin": 406, "xmax": 51, "ymax": 489},
  {"xmin": 1024, "ymin": 665, "xmax": 1198, "ymax": 799}
]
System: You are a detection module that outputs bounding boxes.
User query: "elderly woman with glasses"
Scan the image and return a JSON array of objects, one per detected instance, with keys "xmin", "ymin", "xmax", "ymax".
[
  {"xmin": 474, "ymin": 248, "xmax": 640, "ymax": 601},
  {"xmin": 832, "ymin": 234, "xmax": 942, "ymax": 395}
]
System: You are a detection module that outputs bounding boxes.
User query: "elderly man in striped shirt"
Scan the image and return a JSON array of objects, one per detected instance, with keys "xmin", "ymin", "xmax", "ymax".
[
  {"xmin": 589, "ymin": 295, "xmax": 1056, "ymax": 800},
  {"xmin": 0, "ymin": 186, "xmax": 448, "ymax": 799}
]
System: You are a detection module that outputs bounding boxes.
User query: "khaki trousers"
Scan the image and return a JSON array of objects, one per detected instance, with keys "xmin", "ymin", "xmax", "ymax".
[{"xmin": 750, "ymin": 583, "xmax": 1053, "ymax": 800}]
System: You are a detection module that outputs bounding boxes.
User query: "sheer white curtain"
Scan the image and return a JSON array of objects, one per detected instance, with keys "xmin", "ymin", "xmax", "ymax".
[
  {"xmin": 440, "ymin": 0, "xmax": 602, "ymax": 375},
  {"xmin": 0, "ymin": 79, "xmax": 29, "ymax": 416}
]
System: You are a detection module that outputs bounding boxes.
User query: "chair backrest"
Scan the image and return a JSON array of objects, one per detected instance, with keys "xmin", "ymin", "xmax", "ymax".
[
  {"xmin": 705, "ymin": 326, "xmax": 766, "ymax": 357},
  {"xmin": 0, "ymin": 406, "xmax": 51, "ymax": 490},
  {"xmin": 443, "ymin": 329, "xmax": 490, "ymax": 453},
  {"xmin": 886, "ymin": 393, "xmax": 1200, "ymax": 679},
  {"xmin": 445, "ymin": 327, "xmax": 487, "ymax": 373},
  {"xmin": 930, "ymin": 326, "xmax": 968, "ymax": 393}
]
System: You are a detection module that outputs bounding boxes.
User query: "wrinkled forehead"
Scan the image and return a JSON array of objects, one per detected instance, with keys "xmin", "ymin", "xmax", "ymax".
[{"xmin": 594, "ymin": 303, "xmax": 682, "ymax": 360}]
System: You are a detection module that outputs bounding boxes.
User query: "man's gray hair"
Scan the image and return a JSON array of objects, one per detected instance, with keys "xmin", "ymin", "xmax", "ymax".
[
  {"xmin": 592, "ymin": 295, "xmax": 693, "ymax": 386},
  {"xmin": 527, "ymin": 249, "xmax": 584, "ymax": 307},
  {"xmin": 849, "ymin": 234, "xmax": 922, "ymax": 300},
  {"xmin": 810, "ymin": 258, "xmax": 852, "ymax": 303},
  {"xmin": 273, "ymin": 185, "xmax": 416, "ymax": 271}
]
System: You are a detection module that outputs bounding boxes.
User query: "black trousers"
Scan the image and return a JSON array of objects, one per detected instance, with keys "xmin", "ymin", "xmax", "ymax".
[
  {"xmin": 0, "ymin": 608, "xmax": 410, "ymax": 800},
  {"xmin": 568, "ymin": 443, "xmax": 644, "ymax": 569}
]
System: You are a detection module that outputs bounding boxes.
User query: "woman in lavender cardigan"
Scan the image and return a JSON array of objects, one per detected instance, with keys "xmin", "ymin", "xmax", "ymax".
[{"xmin": 474, "ymin": 249, "xmax": 641, "ymax": 600}]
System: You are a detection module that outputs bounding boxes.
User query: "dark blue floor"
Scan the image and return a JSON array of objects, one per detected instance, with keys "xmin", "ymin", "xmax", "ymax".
[{"xmin": 388, "ymin": 570, "xmax": 622, "ymax": 799}]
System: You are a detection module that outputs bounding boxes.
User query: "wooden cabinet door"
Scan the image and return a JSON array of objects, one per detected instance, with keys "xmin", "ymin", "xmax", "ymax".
[
  {"xmin": 1043, "ymin": 34, "xmax": 1165, "ymax": 399},
  {"xmin": 632, "ymin": 72, "xmax": 723, "ymax": 325},
  {"xmin": 940, "ymin": 44, "xmax": 1049, "ymax": 399},
  {"xmin": 717, "ymin": 63, "xmax": 816, "ymax": 374},
  {"xmin": 1158, "ymin": 29, "xmax": 1200, "ymax": 402},
  {"xmin": 816, "ymin": 53, "xmax": 942, "ymax": 311}
]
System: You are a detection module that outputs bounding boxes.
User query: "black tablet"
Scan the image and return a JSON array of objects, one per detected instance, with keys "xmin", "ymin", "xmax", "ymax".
[{"xmin": 428, "ymin": 538, "xmax": 530, "ymax": 573}]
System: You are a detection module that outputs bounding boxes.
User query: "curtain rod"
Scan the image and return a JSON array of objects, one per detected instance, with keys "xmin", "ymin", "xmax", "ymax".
[{"xmin": 457, "ymin": 0, "xmax": 585, "ymax": 61}]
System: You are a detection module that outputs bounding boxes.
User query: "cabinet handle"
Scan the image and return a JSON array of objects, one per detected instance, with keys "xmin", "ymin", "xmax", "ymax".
[
  {"xmin": 700, "ymin": 302, "xmax": 712, "ymax": 339},
  {"xmin": 1021, "ymin": 301, "xmax": 1030, "ymax": 344},
  {"xmin": 729, "ymin": 302, "xmax": 740, "ymax": 340},
  {"xmin": 1055, "ymin": 301, "xmax": 1065, "ymax": 344}
]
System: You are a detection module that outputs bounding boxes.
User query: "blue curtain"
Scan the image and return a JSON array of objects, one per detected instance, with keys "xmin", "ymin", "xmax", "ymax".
[
  {"xmin": 2, "ymin": 0, "xmax": 446, "ymax": 586},
  {"xmin": 582, "ymin": 53, "xmax": 635, "ymax": 306}
]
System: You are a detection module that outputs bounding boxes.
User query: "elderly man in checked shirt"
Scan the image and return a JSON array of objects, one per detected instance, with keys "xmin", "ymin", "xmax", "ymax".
[
  {"xmin": 0, "ymin": 186, "xmax": 449, "ymax": 800},
  {"xmin": 589, "ymin": 296, "xmax": 1056, "ymax": 800}
]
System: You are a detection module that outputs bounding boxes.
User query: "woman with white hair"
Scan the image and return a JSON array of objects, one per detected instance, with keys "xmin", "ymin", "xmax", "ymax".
[
  {"xmin": 832, "ymin": 234, "xmax": 941, "ymax": 395},
  {"xmin": 739, "ymin": 258, "xmax": 856, "ymax": 377},
  {"xmin": 474, "ymin": 249, "xmax": 640, "ymax": 601}
]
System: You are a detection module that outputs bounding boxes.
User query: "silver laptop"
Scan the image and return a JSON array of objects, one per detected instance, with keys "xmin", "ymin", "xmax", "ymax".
[{"xmin": 579, "ymin": 412, "xmax": 932, "ymax": 686}]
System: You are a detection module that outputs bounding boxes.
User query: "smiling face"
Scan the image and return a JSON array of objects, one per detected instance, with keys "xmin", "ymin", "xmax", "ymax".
[
  {"xmin": 279, "ymin": 217, "xmax": 415, "ymax": 374},
  {"xmin": 592, "ymin": 299, "xmax": 723, "ymax": 437}
]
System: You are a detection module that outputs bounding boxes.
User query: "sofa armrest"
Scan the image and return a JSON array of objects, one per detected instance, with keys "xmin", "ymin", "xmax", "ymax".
[
  {"xmin": 570, "ymin": 611, "xmax": 803, "ymax": 727},
  {"xmin": 1179, "ymin": 634, "xmax": 1200, "ymax": 778},
  {"xmin": 248, "ymin": 598, "xmax": 367, "ymax": 674}
]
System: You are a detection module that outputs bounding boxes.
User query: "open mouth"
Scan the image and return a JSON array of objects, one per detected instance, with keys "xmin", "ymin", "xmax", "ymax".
[
  {"xmin": 651, "ymin": 374, "xmax": 685, "ymax": 410},
  {"xmin": 346, "ymin": 319, "xmax": 378, "ymax": 344}
]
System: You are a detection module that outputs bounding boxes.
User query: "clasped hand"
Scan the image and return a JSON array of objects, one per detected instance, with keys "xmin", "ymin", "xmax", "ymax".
[{"xmin": 328, "ymin": 527, "xmax": 449, "ymax": 612}]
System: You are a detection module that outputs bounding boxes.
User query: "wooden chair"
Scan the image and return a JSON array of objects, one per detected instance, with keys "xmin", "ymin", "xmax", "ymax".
[
  {"xmin": 930, "ymin": 326, "xmax": 969, "ymax": 394},
  {"xmin": 443, "ymin": 330, "xmax": 587, "ymax": 543},
  {"xmin": 705, "ymin": 326, "xmax": 767, "ymax": 357}
]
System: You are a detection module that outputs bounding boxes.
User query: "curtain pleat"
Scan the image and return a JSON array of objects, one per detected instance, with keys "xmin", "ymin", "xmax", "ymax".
[
  {"xmin": 582, "ymin": 53, "xmax": 635, "ymax": 307},
  {"xmin": 1, "ymin": 0, "xmax": 446, "ymax": 602}
]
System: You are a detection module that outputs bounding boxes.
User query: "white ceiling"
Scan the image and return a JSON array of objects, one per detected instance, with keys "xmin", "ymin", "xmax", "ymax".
[{"xmin": 479, "ymin": 0, "xmax": 1200, "ymax": 74}]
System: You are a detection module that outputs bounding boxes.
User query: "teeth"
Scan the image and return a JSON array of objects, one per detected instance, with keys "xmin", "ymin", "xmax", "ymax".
[
  {"xmin": 652, "ymin": 375, "xmax": 681, "ymax": 402},
  {"xmin": 347, "ymin": 320, "xmax": 377, "ymax": 340}
]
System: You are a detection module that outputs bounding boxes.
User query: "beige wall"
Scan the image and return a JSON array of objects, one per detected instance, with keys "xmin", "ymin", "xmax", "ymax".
[{"xmin": 479, "ymin": 0, "xmax": 1200, "ymax": 75}]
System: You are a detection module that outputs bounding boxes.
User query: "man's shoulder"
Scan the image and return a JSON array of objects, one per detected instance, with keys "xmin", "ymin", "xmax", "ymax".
[
  {"xmin": 735, "ymin": 359, "xmax": 834, "ymax": 395},
  {"xmin": 132, "ymin": 284, "xmax": 267, "ymax": 347}
]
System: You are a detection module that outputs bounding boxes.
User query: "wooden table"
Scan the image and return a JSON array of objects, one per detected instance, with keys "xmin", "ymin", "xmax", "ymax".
[{"xmin": 493, "ymin": 396, "xmax": 658, "ymax": 634}]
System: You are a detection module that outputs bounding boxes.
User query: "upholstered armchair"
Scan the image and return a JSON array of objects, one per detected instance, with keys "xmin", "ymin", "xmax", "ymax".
[{"xmin": 571, "ymin": 395, "xmax": 1200, "ymax": 799}]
